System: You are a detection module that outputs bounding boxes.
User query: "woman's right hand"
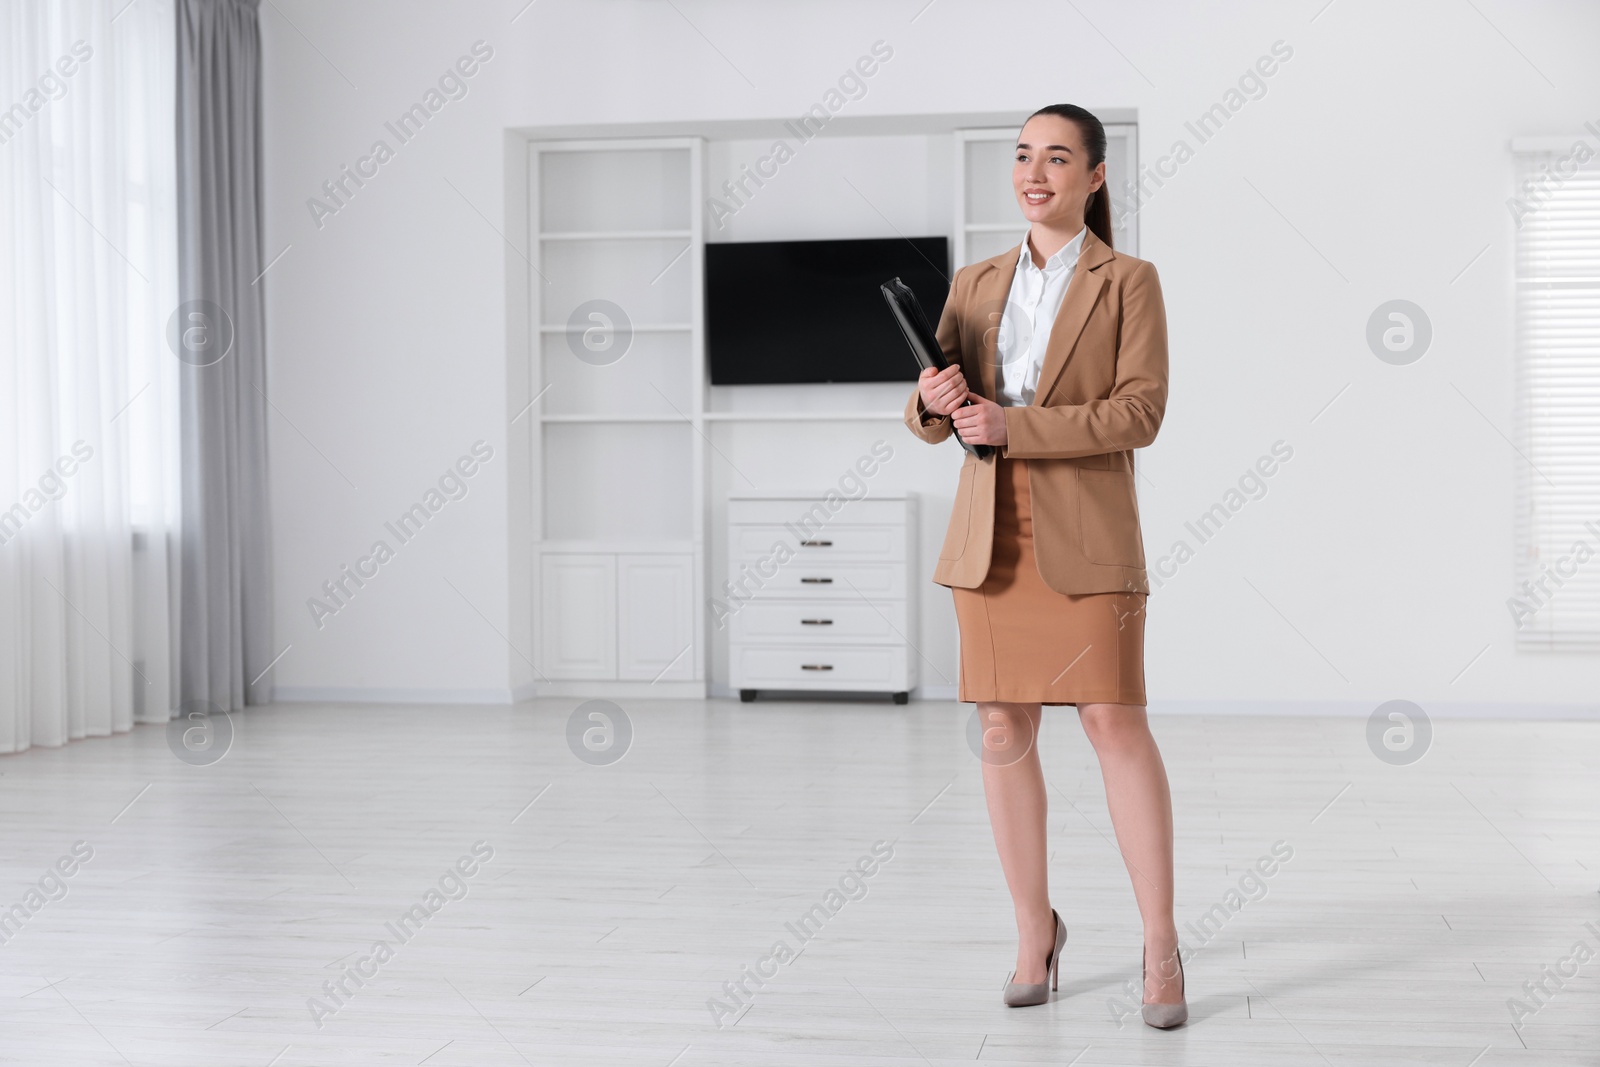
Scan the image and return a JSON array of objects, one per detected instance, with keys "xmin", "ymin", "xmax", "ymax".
[{"xmin": 918, "ymin": 364, "xmax": 969, "ymax": 416}]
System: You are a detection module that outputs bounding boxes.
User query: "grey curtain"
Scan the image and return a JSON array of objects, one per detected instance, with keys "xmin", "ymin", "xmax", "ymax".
[{"xmin": 175, "ymin": 0, "xmax": 273, "ymax": 710}]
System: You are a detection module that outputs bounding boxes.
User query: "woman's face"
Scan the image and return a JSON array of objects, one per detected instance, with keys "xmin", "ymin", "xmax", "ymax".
[{"xmin": 1012, "ymin": 114, "xmax": 1105, "ymax": 230}]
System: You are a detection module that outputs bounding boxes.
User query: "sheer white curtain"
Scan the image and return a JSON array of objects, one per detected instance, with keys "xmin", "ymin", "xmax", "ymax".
[{"xmin": 0, "ymin": 0, "xmax": 179, "ymax": 752}]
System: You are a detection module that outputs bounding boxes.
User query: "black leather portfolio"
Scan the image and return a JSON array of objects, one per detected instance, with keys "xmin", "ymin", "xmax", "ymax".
[{"xmin": 880, "ymin": 276, "xmax": 993, "ymax": 459}]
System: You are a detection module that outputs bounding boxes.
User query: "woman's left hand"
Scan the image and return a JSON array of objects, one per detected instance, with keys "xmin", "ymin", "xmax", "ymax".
[{"xmin": 951, "ymin": 394, "xmax": 1008, "ymax": 446}]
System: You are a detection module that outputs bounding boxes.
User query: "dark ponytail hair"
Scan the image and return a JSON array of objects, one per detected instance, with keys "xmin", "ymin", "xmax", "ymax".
[{"xmin": 1023, "ymin": 103, "xmax": 1112, "ymax": 250}]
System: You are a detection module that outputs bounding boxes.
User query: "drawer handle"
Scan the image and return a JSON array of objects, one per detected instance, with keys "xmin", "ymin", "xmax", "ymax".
[
  {"xmin": 800, "ymin": 664, "xmax": 834, "ymax": 671},
  {"xmin": 799, "ymin": 539, "xmax": 833, "ymax": 547},
  {"xmin": 800, "ymin": 577, "xmax": 833, "ymax": 584},
  {"xmin": 800, "ymin": 619, "xmax": 834, "ymax": 626}
]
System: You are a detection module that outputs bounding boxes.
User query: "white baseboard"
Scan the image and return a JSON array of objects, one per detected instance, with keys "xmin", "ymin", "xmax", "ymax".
[
  {"xmin": 270, "ymin": 686, "xmax": 1598, "ymax": 719},
  {"xmin": 526, "ymin": 679, "xmax": 707, "ymax": 700},
  {"xmin": 272, "ymin": 686, "xmax": 523, "ymax": 705},
  {"xmin": 715, "ymin": 688, "xmax": 1597, "ymax": 719},
  {"xmin": 1147, "ymin": 699, "xmax": 1600, "ymax": 719},
  {"xmin": 928, "ymin": 694, "xmax": 1597, "ymax": 719}
]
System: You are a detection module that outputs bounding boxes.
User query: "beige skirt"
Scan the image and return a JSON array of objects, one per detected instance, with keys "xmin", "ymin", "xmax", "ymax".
[{"xmin": 953, "ymin": 454, "xmax": 1147, "ymax": 706}]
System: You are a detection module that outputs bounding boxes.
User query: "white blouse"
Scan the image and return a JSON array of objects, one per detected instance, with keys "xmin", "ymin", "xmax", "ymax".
[{"xmin": 994, "ymin": 225, "xmax": 1086, "ymax": 407}]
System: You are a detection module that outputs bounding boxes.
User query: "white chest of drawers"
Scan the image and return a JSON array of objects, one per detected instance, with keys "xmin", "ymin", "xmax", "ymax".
[{"xmin": 725, "ymin": 492, "xmax": 917, "ymax": 703}]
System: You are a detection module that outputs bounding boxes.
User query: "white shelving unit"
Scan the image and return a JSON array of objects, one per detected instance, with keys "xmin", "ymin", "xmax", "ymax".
[
  {"xmin": 528, "ymin": 137, "xmax": 706, "ymax": 694},
  {"xmin": 521, "ymin": 114, "xmax": 1140, "ymax": 701}
]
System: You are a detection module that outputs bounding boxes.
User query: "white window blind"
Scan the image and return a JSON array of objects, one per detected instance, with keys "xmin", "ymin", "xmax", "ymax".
[{"xmin": 1511, "ymin": 140, "xmax": 1600, "ymax": 648}]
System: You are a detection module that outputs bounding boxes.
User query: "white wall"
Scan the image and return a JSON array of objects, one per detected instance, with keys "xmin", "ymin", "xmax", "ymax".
[{"xmin": 260, "ymin": 0, "xmax": 1600, "ymax": 708}]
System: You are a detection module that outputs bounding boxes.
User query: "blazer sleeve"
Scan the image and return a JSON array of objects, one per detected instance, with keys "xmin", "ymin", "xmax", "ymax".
[
  {"xmin": 998, "ymin": 259, "xmax": 1168, "ymax": 460},
  {"xmin": 902, "ymin": 266, "xmax": 967, "ymax": 445}
]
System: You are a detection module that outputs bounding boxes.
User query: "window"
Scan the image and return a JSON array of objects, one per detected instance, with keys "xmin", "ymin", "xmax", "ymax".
[{"xmin": 1510, "ymin": 137, "xmax": 1600, "ymax": 648}]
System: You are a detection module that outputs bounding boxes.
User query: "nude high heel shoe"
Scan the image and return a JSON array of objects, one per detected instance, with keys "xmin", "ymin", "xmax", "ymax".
[
  {"xmin": 1141, "ymin": 942, "xmax": 1188, "ymax": 1028},
  {"xmin": 1002, "ymin": 908, "xmax": 1067, "ymax": 1007}
]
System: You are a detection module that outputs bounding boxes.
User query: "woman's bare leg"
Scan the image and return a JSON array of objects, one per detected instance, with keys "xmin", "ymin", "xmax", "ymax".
[
  {"xmin": 976, "ymin": 700, "xmax": 1056, "ymax": 984},
  {"xmin": 1076, "ymin": 702, "xmax": 1182, "ymax": 1003}
]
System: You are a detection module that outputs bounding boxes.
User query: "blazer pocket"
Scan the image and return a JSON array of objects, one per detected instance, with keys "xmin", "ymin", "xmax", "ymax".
[
  {"xmin": 1077, "ymin": 468, "xmax": 1145, "ymax": 567},
  {"xmin": 939, "ymin": 459, "xmax": 976, "ymax": 561}
]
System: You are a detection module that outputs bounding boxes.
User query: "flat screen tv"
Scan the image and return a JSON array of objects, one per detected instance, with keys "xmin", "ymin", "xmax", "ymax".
[{"xmin": 705, "ymin": 235, "xmax": 951, "ymax": 385}]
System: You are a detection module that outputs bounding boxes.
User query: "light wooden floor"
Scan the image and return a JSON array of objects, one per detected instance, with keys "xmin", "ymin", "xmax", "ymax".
[{"xmin": 0, "ymin": 699, "xmax": 1596, "ymax": 1066}]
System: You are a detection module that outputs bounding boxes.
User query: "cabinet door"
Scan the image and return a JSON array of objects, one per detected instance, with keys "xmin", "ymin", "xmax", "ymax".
[
  {"xmin": 616, "ymin": 553, "xmax": 695, "ymax": 681},
  {"xmin": 539, "ymin": 554, "xmax": 616, "ymax": 679}
]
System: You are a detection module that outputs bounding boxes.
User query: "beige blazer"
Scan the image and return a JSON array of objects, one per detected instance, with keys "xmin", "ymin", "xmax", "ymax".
[{"xmin": 904, "ymin": 227, "xmax": 1168, "ymax": 595}]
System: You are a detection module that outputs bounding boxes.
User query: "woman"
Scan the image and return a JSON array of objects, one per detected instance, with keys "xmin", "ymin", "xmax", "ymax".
[{"xmin": 904, "ymin": 104, "xmax": 1183, "ymax": 1028}]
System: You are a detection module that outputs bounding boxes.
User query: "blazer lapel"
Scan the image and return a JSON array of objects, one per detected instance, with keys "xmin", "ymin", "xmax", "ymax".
[
  {"xmin": 1032, "ymin": 228, "xmax": 1113, "ymax": 407},
  {"xmin": 973, "ymin": 251, "xmax": 1018, "ymax": 403}
]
